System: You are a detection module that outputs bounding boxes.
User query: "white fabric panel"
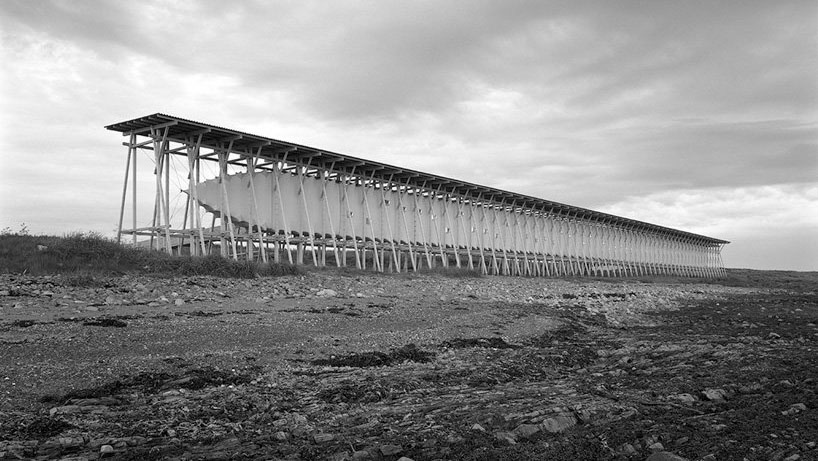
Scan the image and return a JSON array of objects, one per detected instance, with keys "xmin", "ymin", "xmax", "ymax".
[{"xmin": 193, "ymin": 171, "xmax": 712, "ymax": 268}]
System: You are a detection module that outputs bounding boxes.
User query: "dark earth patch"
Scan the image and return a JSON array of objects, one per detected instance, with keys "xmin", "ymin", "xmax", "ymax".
[
  {"xmin": 82, "ymin": 318, "xmax": 128, "ymax": 327},
  {"xmin": 0, "ymin": 417, "xmax": 74, "ymax": 440},
  {"xmin": 10, "ymin": 319, "xmax": 40, "ymax": 328},
  {"xmin": 312, "ymin": 343, "xmax": 436, "ymax": 368},
  {"xmin": 38, "ymin": 366, "xmax": 259, "ymax": 405}
]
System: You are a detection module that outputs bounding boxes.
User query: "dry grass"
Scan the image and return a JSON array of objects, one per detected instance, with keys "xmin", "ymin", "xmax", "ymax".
[{"xmin": 0, "ymin": 231, "xmax": 299, "ymax": 278}]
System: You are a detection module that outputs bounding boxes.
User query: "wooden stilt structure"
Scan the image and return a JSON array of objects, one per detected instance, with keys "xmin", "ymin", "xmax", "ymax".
[{"xmin": 108, "ymin": 114, "xmax": 729, "ymax": 278}]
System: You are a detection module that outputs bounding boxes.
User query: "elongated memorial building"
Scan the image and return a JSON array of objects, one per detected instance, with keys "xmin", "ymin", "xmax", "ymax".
[{"xmin": 107, "ymin": 114, "xmax": 728, "ymax": 277}]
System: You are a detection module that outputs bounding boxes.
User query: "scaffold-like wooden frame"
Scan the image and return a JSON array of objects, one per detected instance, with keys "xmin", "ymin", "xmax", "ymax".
[{"xmin": 107, "ymin": 114, "xmax": 728, "ymax": 277}]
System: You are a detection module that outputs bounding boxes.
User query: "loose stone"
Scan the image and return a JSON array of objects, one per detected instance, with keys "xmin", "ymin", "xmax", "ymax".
[
  {"xmin": 513, "ymin": 423, "xmax": 541, "ymax": 440},
  {"xmin": 540, "ymin": 413, "xmax": 576, "ymax": 433},
  {"xmin": 494, "ymin": 431, "xmax": 517, "ymax": 445},
  {"xmin": 314, "ymin": 433, "xmax": 335, "ymax": 443},
  {"xmin": 701, "ymin": 388, "xmax": 728, "ymax": 401},
  {"xmin": 379, "ymin": 444, "xmax": 402, "ymax": 456}
]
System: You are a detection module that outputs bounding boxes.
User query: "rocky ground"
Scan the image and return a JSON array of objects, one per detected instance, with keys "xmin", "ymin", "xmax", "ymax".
[{"xmin": 0, "ymin": 269, "xmax": 816, "ymax": 460}]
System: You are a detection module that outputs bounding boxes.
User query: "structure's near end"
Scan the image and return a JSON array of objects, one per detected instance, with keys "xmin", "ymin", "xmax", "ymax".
[{"xmin": 107, "ymin": 114, "xmax": 729, "ymax": 278}]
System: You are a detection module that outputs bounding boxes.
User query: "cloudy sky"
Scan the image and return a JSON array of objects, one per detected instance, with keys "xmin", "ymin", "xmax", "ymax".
[{"xmin": 1, "ymin": 0, "xmax": 816, "ymax": 270}]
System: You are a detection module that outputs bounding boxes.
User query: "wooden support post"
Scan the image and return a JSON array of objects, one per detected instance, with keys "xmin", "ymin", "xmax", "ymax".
[
  {"xmin": 428, "ymin": 185, "xmax": 447, "ymax": 268},
  {"xmin": 132, "ymin": 135, "xmax": 137, "ymax": 246},
  {"xmin": 379, "ymin": 175, "xmax": 401, "ymax": 272},
  {"xmin": 564, "ymin": 214, "xmax": 575, "ymax": 276},
  {"xmin": 540, "ymin": 209, "xmax": 552, "ymax": 277},
  {"xmin": 360, "ymin": 172, "xmax": 382, "ymax": 271},
  {"xmin": 164, "ymin": 139, "xmax": 171, "ymax": 253},
  {"xmin": 296, "ymin": 160, "xmax": 320, "ymax": 266},
  {"xmin": 296, "ymin": 242, "xmax": 304, "ymax": 265},
  {"xmin": 179, "ymin": 193, "xmax": 190, "ymax": 256},
  {"xmin": 412, "ymin": 181, "xmax": 434, "ymax": 269},
  {"xmin": 546, "ymin": 209, "xmax": 557, "ymax": 276},
  {"xmin": 486, "ymin": 197, "xmax": 500, "ymax": 275},
  {"xmin": 623, "ymin": 225, "xmax": 632, "ymax": 277},
  {"xmin": 341, "ymin": 167, "xmax": 362, "ymax": 269},
  {"xmin": 320, "ymin": 164, "xmax": 342, "ymax": 267},
  {"xmin": 117, "ymin": 135, "xmax": 134, "ymax": 244},
  {"xmin": 151, "ymin": 126, "xmax": 172, "ymax": 254},
  {"xmin": 441, "ymin": 190, "xmax": 461, "ymax": 269},
  {"xmin": 187, "ymin": 135, "xmax": 207, "ymax": 256},
  {"xmin": 217, "ymin": 145, "xmax": 239, "ymax": 260},
  {"xmin": 272, "ymin": 154, "xmax": 294, "ymax": 264},
  {"xmin": 473, "ymin": 198, "xmax": 484, "ymax": 274},
  {"xmin": 495, "ymin": 198, "xmax": 512, "ymax": 275},
  {"xmin": 397, "ymin": 179, "xmax": 418, "ymax": 272},
  {"xmin": 248, "ymin": 147, "xmax": 268, "ymax": 263}
]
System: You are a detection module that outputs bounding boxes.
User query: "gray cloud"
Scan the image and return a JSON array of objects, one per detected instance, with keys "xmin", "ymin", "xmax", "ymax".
[
  {"xmin": 1, "ymin": 1, "xmax": 143, "ymax": 57},
  {"xmin": 1, "ymin": 0, "xmax": 816, "ymax": 269}
]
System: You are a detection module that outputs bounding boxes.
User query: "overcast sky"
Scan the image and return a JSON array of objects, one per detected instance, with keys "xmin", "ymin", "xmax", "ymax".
[{"xmin": 1, "ymin": 0, "xmax": 816, "ymax": 271}]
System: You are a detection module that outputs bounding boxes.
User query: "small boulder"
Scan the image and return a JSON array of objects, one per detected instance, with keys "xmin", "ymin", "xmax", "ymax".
[
  {"xmin": 782, "ymin": 403, "xmax": 808, "ymax": 416},
  {"xmin": 541, "ymin": 413, "xmax": 576, "ymax": 433},
  {"xmin": 379, "ymin": 445, "xmax": 402, "ymax": 456},
  {"xmin": 59, "ymin": 437, "xmax": 84, "ymax": 448},
  {"xmin": 669, "ymin": 393, "xmax": 697, "ymax": 403},
  {"xmin": 49, "ymin": 405, "xmax": 80, "ymax": 416},
  {"xmin": 494, "ymin": 431, "xmax": 517, "ymax": 445},
  {"xmin": 701, "ymin": 388, "xmax": 728, "ymax": 401},
  {"xmin": 513, "ymin": 424, "xmax": 541, "ymax": 440}
]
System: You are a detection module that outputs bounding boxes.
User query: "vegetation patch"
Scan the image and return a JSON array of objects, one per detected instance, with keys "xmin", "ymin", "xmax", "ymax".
[
  {"xmin": 10, "ymin": 319, "xmax": 41, "ymax": 328},
  {"xmin": 1, "ymin": 417, "xmax": 75, "ymax": 440},
  {"xmin": 0, "ymin": 231, "xmax": 300, "ymax": 278},
  {"xmin": 39, "ymin": 371, "xmax": 171, "ymax": 404},
  {"xmin": 39, "ymin": 366, "xmax": 258, "ymax": 405},
  {"xmin": 312, "ymin": 343, "xmax": 435, "ymax": 368},
  {"xmin": 185, "ymin": 310, "xmax": 223, "ymax": 318},
  {"xmin": 82, "ymin": 318, "xmax": 128, "ymax": 328}
]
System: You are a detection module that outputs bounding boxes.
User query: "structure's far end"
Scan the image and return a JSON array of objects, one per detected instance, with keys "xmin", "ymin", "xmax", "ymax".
[{"xmin": 107, "ymin": 113, "xmax": 728, "ymax": 277}]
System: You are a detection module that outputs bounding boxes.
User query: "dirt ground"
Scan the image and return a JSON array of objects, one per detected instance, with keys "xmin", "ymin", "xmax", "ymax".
[{"xmin": 0, "ymin": 269, "xmax": 816, "ymax": 460}]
